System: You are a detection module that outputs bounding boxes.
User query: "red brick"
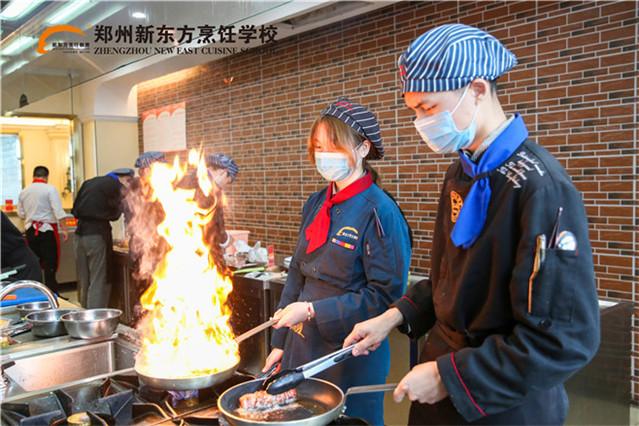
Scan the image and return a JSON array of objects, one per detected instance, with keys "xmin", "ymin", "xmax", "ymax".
[{"xmin": 135, "ymin": 0, "xmax": 638, "ymax": 400}]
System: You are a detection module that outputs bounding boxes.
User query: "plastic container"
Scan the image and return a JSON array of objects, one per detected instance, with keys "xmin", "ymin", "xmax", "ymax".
[{"xmin": 225, "ymin": 230, "xmax": 250, "ymax": 255}]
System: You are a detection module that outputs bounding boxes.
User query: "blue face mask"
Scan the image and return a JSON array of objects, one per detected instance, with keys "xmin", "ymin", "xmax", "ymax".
[
  {"xmin": 315, "ymin": 152, "xmax": 353, "ymax": 182},
  {"xmin": 413, "ymin": 85, "xmax": 478, "ymax": 154}
]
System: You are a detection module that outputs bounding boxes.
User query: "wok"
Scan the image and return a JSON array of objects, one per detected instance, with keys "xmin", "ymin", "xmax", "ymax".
[
  {"xmin": 136, "ymin": 318, "xmax": 277, "ymax": 390},
  {"xmin": 218, "ymin": 378, "xmax": 396, "ymax": 426}
]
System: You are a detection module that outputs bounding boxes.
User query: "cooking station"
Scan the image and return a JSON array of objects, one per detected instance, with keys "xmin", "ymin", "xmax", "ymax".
[
  {"xmin": 0, "ymin": 271, "xmax": 371, "ymax": 426},
  {"xmin": 0, "ymin": 323, "xmax": 361, "ymax": 426}
]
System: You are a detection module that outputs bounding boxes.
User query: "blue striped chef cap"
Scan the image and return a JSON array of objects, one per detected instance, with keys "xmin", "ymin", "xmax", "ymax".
[
  {"xmin": 320, "ymin": 97, "xmax": 384, "ymax": 159},
  {"xmin": 206, "ymin": 153, "xmax": 239, "ymax": 181},
  {"xmin": 135, "ymin": 151, "xmax": 166, "ymax": 169},
  {"xmin": 110, "ymin": 168, "xmax": 134, "ymax": 177},
  {"xmin": 399, "ymin": 24, "xmax": 517, "ymax": 93}
]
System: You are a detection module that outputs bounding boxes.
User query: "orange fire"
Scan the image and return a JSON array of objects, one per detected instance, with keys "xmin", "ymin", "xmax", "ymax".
[{"xmin": 134, "ymin": 149, "xmax": 239, "ymax": 379}]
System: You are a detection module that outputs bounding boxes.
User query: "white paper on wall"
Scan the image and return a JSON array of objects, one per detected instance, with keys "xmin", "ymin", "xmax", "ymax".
[{"xmin": 142, "ymin": 102, "xmax": 186, "ymax": 152}]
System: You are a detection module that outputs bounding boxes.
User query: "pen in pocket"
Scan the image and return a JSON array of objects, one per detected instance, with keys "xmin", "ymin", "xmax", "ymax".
[{"xmin": 548, "ymin": 207, "xmax": 563, "ymax": 248}]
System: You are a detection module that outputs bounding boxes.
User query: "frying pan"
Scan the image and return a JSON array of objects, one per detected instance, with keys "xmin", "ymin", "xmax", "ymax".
[
  {"xmin": 218, "ymin": 378, "xmax": 396, "ymax": 426},
  {"xmin": 136, "ymin": 318, "xmax": 278, "ymax": 390}
]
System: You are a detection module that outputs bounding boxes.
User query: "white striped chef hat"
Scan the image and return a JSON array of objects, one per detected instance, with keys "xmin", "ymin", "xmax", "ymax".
[{"xmin": 399, "ymin": 24, "xmax": 517, "ymax": 93}]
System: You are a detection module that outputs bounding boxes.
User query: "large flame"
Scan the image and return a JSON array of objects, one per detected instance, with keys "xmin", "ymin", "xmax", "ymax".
[{"xmin": 134, "ymin": 149, "xmax": 239, "ymax": 379}]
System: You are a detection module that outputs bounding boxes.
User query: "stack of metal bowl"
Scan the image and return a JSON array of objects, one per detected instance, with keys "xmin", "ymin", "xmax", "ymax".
[
  {"xmin": 25, "ymin": 309, "xmax": 77, "ymax": 338},
  {"xmin": 61, "ymin": 309, "xmax": 122, "ymax": 339},
  {"xmin": 16, "ymin": 302, "xmax": 52, "ymax": 318}
]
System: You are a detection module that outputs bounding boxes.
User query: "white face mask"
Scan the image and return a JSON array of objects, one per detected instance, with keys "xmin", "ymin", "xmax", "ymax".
[
  {"xmin": 413, "ymin": 85, "xmax": 478, "ymax": 154},
  {"xmin": 314, "ymin": 143, "xmax": 367, "ymax": 182},
  {"xmin": 315, "ymin": 152, "xmax": 353, "ymax": 182}
]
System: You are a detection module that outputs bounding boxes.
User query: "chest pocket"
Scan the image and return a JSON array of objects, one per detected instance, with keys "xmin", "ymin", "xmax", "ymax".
[{"xmin": 305, "ymin": 230, "xmax": 362, "ymax": 288}]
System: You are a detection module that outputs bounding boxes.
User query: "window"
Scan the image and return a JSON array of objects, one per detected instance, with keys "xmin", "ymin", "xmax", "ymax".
[{"xmin": 1, "ymin": 134, "xmax": 23, "ymax": 209}]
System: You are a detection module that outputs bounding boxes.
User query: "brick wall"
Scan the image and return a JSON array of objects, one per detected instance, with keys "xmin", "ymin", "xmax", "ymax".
[{"xmin": 137, "ymin": 1, "xmax": 638, "ymax": 399}]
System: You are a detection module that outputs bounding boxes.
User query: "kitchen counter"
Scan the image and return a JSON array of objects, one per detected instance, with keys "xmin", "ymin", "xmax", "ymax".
[{"xmin": 564, "ymin": 298, "xmax": 632, "ymax": 425}]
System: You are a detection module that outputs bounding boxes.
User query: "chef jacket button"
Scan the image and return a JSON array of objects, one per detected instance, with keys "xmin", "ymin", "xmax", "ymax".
[
  {"xmin": 312, "ymin": 266, "xmax": 317, "ymax": 273},
  {"xmin": 539, "ymin": 319, "xmax": 552, "ymax": 329}
]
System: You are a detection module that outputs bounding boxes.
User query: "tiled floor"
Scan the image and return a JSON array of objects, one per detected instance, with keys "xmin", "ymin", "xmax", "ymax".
[{"xmin": 384, "ymin": 329, "xmax": 412, "ymax": 425}]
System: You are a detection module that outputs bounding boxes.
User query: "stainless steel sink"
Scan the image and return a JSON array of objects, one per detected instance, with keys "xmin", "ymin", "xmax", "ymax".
[{"xmin": 3, "ymin": 338, "xmax": 137, "ymax": 397}]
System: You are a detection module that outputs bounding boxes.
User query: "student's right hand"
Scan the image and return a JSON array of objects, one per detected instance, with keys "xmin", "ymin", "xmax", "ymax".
[
  {"xmin": 344, "ymin": 308, "xmax": 404, "ymax": 356},
  {"xmin": 262, "ymin": 348, "xmax": 284, "ymax": 373}
]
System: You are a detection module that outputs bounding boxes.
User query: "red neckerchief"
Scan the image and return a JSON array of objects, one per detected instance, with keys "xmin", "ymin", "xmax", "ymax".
[
  {"xmin": 305, "ymin": 173, "xmax": 373, "ymax": 254},
  {"xmin": 33, "ymin": 178, "xmax": 47, "ymax": 183}
]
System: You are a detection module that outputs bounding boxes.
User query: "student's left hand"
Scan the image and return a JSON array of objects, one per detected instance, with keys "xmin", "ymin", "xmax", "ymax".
[
  {"xmin": 273, "ymin": 302, "xmax": 312, "ymax": 329},
  {"xmin": 393, "ymin": 361, "xmax": 448, "ymax": 404}
]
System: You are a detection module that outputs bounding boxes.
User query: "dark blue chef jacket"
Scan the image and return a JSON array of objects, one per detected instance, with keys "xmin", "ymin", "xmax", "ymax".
[
  {"xmin": 271, "ymin": 181, "xmax": 412, "ymax": 425},
  {"xmin": 394, "ymin": 120, "xmax": 600, "ymax": 425}
]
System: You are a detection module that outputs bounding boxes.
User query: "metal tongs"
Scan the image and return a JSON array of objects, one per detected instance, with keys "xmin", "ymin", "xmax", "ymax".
[{"xmin": 264, "ymin": 344, "xmax": 357, "ymax": 395}]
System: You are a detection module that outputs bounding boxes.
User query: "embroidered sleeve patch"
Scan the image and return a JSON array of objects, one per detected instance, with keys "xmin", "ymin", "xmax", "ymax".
[{"xmin": 450, "ymin": 190, "xmax": 463, "ymax": 223}]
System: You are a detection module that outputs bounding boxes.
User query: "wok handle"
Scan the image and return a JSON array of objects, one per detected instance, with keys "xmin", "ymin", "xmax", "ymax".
[
  {"xmin": 345, "ymin": 383, "xmax": 397, "ymax": 396},
  {"xmin": 235, "ymin": 318, "xmax": 277, "ymax": 344}
]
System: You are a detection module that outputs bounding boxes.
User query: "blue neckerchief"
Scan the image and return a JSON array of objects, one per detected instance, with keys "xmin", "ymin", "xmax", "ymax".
[
  {"xmin": 106, "ymin": 173, "xmax": 120, "ymax": 183},
  {"xmin": 451, "ymin": 113, "xmax": 528, "ymax": 249}
]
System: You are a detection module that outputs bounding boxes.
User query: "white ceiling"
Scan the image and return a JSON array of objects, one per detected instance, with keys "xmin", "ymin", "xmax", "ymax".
[{"xmin": 0, "ymin": 1, "xmax": 396, "ymax": 115}]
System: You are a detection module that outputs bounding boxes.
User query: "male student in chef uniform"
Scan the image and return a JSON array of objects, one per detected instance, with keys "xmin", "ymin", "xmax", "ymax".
[
  {"xmin": 18, "ymin": 166, "xmax": 69, "ymax": 294},
  {"xmin": 344, "ymin": 24, "xmax": 600, "ymax": 425}
]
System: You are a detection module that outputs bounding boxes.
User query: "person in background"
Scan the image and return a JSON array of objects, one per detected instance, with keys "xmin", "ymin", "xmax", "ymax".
[
  {"xmin": 262, "ymin": 98, "xmax": 412, "ymax": 425},
  {"xmin": 135, "ymin": 151, "xmax": 166, "ymax": 181},
  {"xmin": 205, "ymin": 153, "xmax": 239, "ymax": 250},
  {"xmin": 344, "ymin": 24, "xmax": 599, "ymax": 425},
  {"xmin": 1, "ymin": 212, "xmax": 42, "ymax": 282},
  {"xmin": 72, "ymin": 168, "xmax": 133, "ymax": 308},
  {"xmin": 17, "ymin": 166, "xmax": 68, "ymax": 294},
  {"xmin": 206, "ymin": 153, "xmax": 239, "ymax": 191},
  {"xmin": 124, "ymin": 151, "xmax": 168, "ymax": 282}
]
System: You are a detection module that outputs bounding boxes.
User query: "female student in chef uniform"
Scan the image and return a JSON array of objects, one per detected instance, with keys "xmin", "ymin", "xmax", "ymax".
[{"xmin": 263, "ymin": 98, "xmax": 412, "ymax": 425}]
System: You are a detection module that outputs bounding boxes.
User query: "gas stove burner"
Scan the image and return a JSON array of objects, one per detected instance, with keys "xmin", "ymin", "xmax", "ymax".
[
  {"xmin": 168, "ymin": 389, "xmax": 200, "ymax": 408},
  {"xmin": 1, "ymin": 378, "xmax": 135, "ymax": 426},
  {"xmin": 1, "ymin": 372, "xmax": 255, "ymax": 426}
]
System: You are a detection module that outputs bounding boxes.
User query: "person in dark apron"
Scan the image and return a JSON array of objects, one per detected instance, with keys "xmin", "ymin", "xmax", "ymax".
[
  {"xmin": 72, "ymin": 168, "xmax": 133, "ymax": 308},
  {"xmin": 263, "ymin": 98, "xmax": 412, "ymax": 426},
  {"xmin": 17, "ymin": 166, "xmax": 69, "ymax": 294},
  {"xmin": 344, "ymin": 24, "xmax": 599, "ymax": 425}
]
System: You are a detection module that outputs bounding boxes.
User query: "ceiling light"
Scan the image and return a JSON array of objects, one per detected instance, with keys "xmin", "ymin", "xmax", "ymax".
[
  {"xmin": 0, "ymin": 117, "xmax": 71, "ymax": 127},
  {"xmin": 3, "ymin": 60, "xmax": 28, "ymax": 75},
  {"xmin": 131, "ymin": 11, "xmax": 146, "ymax": 19},
  {"xmin": 0, "ymin": 0, "xmax": 45, "ymax": 21},
  {"xmin": 46, "ymin": 0, "xmax": 97, "ymax": 25},
  {"xmin": 84, "ymin": 4, "xmax": 125, "ymax": 30},
  {"xmin": 1, "ymin": 36, "xmax": 37, "ymax": 55}
]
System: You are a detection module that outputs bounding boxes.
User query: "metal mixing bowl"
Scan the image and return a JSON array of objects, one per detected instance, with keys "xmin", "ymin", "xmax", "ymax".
[
  {"xmin": 25, "ymin": 309, "xmax": 77, "ymax": 337},
  {"xmin": 61, "ymin": 309, "xmax": 122, "ymax": 339},
  {"xmin": 16, "ymin": 302, "xmax": 52, "ymax": 318}
]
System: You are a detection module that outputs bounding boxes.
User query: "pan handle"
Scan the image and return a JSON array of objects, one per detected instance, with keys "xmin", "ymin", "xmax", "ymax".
[
  {"xmin": 235, "ymin": 318, "xmax": 278, "ymax": 344},
  {"xmin": 345, "ymin": 383, "xmax": 397, "ymax": 396}
]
